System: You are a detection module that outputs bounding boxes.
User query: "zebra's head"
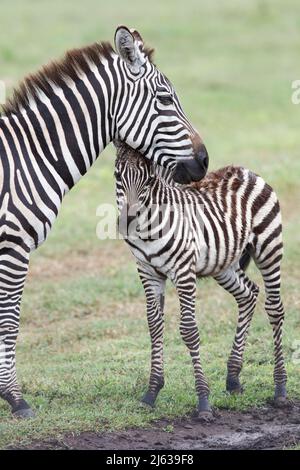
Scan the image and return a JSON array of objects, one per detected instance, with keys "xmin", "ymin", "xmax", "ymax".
[
  {"xmin": 114, "ymin": 141, "xmax": 153, "ymax": 238},
  {"xmin": 114, "ymin": 26, "xmax": 209, "ymax": 184}
]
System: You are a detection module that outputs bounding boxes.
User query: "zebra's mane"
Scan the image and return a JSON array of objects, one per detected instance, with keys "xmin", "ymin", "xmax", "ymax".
[{"xmin": 1, "ymin": 41, "xmax": 154, "ymax": 117}]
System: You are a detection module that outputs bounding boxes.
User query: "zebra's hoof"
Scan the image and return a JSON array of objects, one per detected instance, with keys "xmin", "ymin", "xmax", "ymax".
[
  {"xmin": 228, "ymin": 385, "xmax": 244, "ymax": 395},
  {"xmin": 197, "ymin": 396, "xmax": 212, "ymax": 415},
  {"xmin": 141, "ymin": 391, "xmax": 156, "ymax": 408},
  {"xmin": 11, "ymin": 398, "xmax": 35, "ymax": 419},
  {"xmin": 273, "ymin": 396, "xmax": 291, "ymax": 408},
  {"xmin": 226, "ymin": 376, "xmax": 244, "ymax": 394},
  {"xmin": 12, "ymin": 407, "xmax": 36, "ymax": 419},
  {"xmin": 196, "ymin": 410, "xmax": 214, "ymax": 423}
]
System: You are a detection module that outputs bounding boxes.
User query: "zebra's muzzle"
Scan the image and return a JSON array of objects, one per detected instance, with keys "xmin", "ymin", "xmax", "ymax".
[{"xmin": 173, "ymin": 144, "xmax": 209, "ymax": 184}]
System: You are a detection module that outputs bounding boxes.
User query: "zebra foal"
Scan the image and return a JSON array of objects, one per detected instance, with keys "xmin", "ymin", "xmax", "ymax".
[{"xmin": 115, "ymin": 142, "xmax": 287, "ymax": 419}]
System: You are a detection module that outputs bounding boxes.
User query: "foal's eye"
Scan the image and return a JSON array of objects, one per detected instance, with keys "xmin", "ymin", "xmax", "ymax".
[{"xmin": 157, "ymin": 94, "xmax": 174, "ymax": 106}]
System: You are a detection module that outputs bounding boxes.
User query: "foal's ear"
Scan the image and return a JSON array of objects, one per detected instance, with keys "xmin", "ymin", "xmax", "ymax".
[{"xmin": 114, "ymin": 26, "xmax": 147, "ymax": 74}]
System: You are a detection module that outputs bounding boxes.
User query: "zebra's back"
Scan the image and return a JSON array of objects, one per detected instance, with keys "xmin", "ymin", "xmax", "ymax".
[{"xmin": 188, "ymin": 165, "xmax": 281, "ymax": 277}]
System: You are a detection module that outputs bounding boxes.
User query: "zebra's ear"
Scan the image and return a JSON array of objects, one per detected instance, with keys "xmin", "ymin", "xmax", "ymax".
[{"xmin": 114, "ymin": 26, "xmax": 146, "ymax": 74}]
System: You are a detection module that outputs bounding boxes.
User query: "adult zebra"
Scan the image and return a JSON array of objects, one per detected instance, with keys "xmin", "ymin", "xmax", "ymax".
[
  {"xmin": 0, "ymin": 26, "xmax": 209, "ymax": 418},
  {"xmin": 115, "ymin": 142, "xmax": 287, "ymax": 419}
]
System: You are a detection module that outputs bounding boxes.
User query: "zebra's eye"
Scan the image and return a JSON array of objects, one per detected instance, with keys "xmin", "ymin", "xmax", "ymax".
[{"xmin": 157, "ymin": 94, "xmax": 174, "ymax": 106}]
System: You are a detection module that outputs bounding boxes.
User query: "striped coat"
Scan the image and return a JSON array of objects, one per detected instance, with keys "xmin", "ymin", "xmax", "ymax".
[{"xmin": 115, "ymin": 143, "xmax": 287, "ymax": 418}]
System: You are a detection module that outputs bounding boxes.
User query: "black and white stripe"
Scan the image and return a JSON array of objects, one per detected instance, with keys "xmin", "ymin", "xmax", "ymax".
[
  {"xmin": 115, "ymin": 143, "xmax": 287, "ymax": 417},
  {"xmin": 0, "ymin": 26, "xmax": 208, "ymax": 417}
]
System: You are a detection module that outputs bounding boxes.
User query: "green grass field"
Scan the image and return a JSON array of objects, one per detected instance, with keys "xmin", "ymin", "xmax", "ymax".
[{"xmin": 0, "ymin": 0, "xmax": 299, "ymax": 448}]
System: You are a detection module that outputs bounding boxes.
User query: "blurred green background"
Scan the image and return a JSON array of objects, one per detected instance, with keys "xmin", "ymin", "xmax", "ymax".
[{"xmin": 0, "ymin": 0, "xmax": 299, "ymax": 448}]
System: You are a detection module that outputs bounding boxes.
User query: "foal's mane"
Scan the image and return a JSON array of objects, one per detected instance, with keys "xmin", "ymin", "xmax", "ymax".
[{"xmin": 1, "ymin": 41, "xmax": 154, "ymax": 117}]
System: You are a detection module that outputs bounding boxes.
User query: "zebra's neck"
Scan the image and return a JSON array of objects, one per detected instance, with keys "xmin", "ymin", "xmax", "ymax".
[{"xmin": 0, "ymin": 48, "xmax": 118, "ymax": 197}]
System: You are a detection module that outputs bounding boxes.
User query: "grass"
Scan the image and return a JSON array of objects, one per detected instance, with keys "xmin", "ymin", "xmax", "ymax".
[{"xmin": 0, "ymin": 0, "xmax": 300, "ymax": 449}]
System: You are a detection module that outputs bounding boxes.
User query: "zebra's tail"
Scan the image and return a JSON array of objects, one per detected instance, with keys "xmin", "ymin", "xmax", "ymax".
[{"xmin": 239, "ymin": 248, "xmax": 252, "ymax": 271}]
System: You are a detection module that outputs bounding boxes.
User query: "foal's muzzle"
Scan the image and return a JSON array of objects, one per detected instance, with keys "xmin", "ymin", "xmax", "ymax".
[{"xmin": 173, "ymin": 144, "xmax": 209, "ymax": 184}]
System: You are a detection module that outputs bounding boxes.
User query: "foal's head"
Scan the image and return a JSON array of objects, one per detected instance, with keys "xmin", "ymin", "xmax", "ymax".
[{"xmin": 114, "ymin": 141, "xmax": 151, "ymax": 213}]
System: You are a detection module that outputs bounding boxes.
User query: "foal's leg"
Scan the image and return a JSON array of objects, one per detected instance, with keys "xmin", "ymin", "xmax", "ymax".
[
  {"xmin": 254, "ymin": 243, "xmax": 287, "ymax": 404},
  {"xmin": 0, "ymin": 247, "xmax": 34, "ymax": 418},
  {"xmin": 174, "ymin": 270, "xmax": 212, "ymax": 418},
  {"xmin": 137, "ymin": 262, "xmax": 166, "ymax": 407},
  {"xmin": 214, "ymin": 266, "xmax": 258, "ymax": 394}
]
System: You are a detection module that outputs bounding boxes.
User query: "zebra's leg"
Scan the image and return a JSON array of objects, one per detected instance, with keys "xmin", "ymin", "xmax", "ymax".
[
  {"xmin": 254, "ymin": 246, "xmax": 287, "ymax": 405},
  {"xmin": 137, "ymin": 262, "xmax": 166, "ymax": 408},
  {"xmin": 175, "ymin": 272, "xmax": 212, "ymax": 419},
  {"xmin": 239, "ymin": 269, "xmax": 260, "ymax": 298},
  {"xmin": 214, "ymin": 266, "xmax": 258, "ymax": 394},
  {"xmin": 0, "ymin": 247, "xmax": 34, "ymax": 418}
]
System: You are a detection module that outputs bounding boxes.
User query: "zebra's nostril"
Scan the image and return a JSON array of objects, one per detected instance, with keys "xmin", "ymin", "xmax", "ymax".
[
  {"xmin": 202, "ymin": 155, "xmax": 209, "ymax": 170},
  {"xmin": 197, "ymin": 144, "xmax": 209, "ymax": 171}
]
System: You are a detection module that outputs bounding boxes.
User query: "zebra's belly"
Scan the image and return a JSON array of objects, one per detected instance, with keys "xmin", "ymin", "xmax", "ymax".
[
  {"xmin": 127, "ymin": 231, "xmax": 249, "ymax": 280},
  {"xmin": 195, "ymin": 243, "xmax": 245, "ymax": 277}
]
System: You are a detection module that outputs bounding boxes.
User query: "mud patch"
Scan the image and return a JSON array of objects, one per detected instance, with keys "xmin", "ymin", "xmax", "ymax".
[{"xmin": 10, "ymin": 401, "xmax": 300, "ymax": 450}]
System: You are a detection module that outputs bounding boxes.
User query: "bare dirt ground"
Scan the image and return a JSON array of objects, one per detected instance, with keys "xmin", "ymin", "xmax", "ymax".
[{"xmin": 10, "ymin": 401, "xmax": 300, "ymax": 450}]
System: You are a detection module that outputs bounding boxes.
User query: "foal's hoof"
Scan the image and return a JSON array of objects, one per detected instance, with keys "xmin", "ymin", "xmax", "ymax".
[
  {"xmin": 196, "ymin": 396, "xmax": 213, "ymax": 422},
  {"xmin": 226, "ymin": 376, "xmax": 244, "ymax": 395},
  {"xmin": 273, "ymin": 396, "xmax": 292, "ymax": 409},
  {"xmin": 228, "ymin": 385, "xmax": 244, "ymax": 395},
  {"xmin": 196, "ymin": 410, "xmax": 215, "ymax": 423},
  {"xmin": 12, "ymin": 407, "xmax": 36, "ymax": 419},
  {"xmin": 140, "ymin": 391, "xmax": 156, "ymax": 408}
]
